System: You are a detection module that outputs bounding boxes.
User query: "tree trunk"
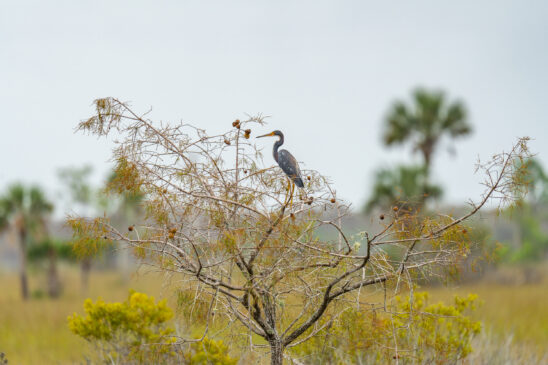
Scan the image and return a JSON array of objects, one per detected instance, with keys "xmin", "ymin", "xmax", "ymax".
[
  {"xmin": 270, "ymin": 340, "xmax": 284, "ymax": 365},
  {"xmin": 81, "ymin": 257, "xmax": 91, "ymax": 294},
  {"xmin": 420, "ymin": 142, "xmax": 434, "ymax": 209},
  {"xmin": 47, "ymin": 246, "xmax": 61, "ymax": 298},
  {"xmin": 19, "ymin": 229, "xmax": 29, "ymax": 300}
]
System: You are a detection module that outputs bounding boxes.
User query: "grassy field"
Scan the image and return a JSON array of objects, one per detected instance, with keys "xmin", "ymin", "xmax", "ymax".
[
  {"xmin": 0, "ymin": 265, "xmax": 546, "ymax": 364},
  {"xmin": 427, "ymin": 281, "xmax": 548, "ymax": 350}
]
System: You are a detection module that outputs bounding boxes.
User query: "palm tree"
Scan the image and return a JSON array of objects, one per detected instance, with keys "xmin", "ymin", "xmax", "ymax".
[
  {"xmin": 0, "ymin": 184, "xmax": 53, "ymax": 299},
  {"xmin": 383, "ymin": 88, "xmax": 471, "ymax": 172},
  {"xmin": 364, "ymin": 165, "xmax": 442, "ymax": 213}
]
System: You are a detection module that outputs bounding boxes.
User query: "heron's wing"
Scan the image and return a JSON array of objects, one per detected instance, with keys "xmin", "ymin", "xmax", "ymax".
[{"xmin": 278, "ymin": 150, "xmax": 304, "ymax": 187}]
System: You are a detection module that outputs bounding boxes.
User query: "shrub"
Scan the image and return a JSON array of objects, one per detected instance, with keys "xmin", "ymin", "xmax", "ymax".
[
  {"xmin": 68, "ymin": 290, "xmax": 176, "ymax": 363},
  {"xmin": 393, "ymin": 292, "xmax": 481, "ymax": 364},
  {"xmin": 293, "ymin": 291, "xmax": 481, "ymax": 364},
  {"xmin": 185, "ymin": 337, "xmax": 238, "ymax": 365},
  {"xmin": 68, "ymin": 291, "xmax": 238, "ymax": 364}
]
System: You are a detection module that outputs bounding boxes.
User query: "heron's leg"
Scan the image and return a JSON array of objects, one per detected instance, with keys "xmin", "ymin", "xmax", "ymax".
[
  {"xmin": 289, "ymin": 181, "xmax": 295, "ymax": 208},
  {"xmin": 283, "ymin": 179, "xmax": 291, "ymax": 206}
]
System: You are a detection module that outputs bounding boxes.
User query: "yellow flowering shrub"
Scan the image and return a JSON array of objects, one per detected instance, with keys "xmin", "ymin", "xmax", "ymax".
[
  {"xmin": 68, "ymin": 290, "xmax": 176, "ymax": 363},
  {"xmin": 68, "ymin": 291, "xmax": 238, "ymax": 364},
  {"xmin": 185, "ymin": 337, "xmax": 238, "ymax": 365},
  {"xmin": 292, "ymin": 292, "xmax": 481, "ymax": 364},
  {"xmin": 393, "ymin": 292, "xmax": 481, "ymax": 364}
]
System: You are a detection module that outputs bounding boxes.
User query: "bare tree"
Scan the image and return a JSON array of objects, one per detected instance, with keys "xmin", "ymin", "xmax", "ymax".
[{"xmin": 69, "ymin": 98, "xmax": 530, "ymax": 365}]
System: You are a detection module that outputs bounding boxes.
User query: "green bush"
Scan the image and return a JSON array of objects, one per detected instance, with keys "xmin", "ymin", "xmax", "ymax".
[
  {"xmin": 68, "ymin": 290, "xmax": 238, "ymax": 364},
  {"xmin": 293, "ymin": 291, "xmax": 481, "ymax": 364},
  {"xmin": 393, "ymin": 292, "xmax": 481, "ymax": 364},
  {"xmin": 68, "ymin": 290, "xmax": 176, "ymax": 363},
  {"xmin": 185, "ymin": 337, "xmax": 238, "ymax": 365}
]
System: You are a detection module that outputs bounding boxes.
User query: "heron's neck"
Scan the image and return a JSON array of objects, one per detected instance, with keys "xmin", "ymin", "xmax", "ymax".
[{"xmin": 273, "ymin": 135, "xmax": 284, "ymax": 163}]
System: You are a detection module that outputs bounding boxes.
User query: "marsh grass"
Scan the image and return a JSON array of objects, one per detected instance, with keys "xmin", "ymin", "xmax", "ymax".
[
  {"xmin": 0, "ymin": 265, "xmax": 546, "ymax": 364},
  {"xmin": 426, "ymin": 280, "xmax": 548, "ymax": 352}
]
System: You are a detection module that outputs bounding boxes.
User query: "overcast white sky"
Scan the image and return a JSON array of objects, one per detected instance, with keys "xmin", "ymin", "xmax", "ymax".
[{"xmin": 1, "ymin": 1, "xmax": 547, "ymax": 214}]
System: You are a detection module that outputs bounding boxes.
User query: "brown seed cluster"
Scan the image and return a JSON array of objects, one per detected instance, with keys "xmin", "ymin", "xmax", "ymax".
[
  {"xmin": 224, "ymin": 139, "xmax": 231, "ymax": 145},
  {"xmin": 244, "ymin": 129, "xmax": 251, "ymax": 139},
  {"xmin": 168, "ymin": 226, "xmax": 177, "ymax": 239},
  {"xmin": 232, "ymin": 119, "xmax": 240, "ymax": 129}
]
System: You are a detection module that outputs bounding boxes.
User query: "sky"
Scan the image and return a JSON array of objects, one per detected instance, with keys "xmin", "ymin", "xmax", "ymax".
[{"xmin": 1, "ymin": 1, "xmax": 547, "ymax": 215}]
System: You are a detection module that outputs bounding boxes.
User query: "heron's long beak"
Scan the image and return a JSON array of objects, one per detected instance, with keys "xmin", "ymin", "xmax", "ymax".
[{"xmin": 256, "ymin": 132, "xmax": 275, "ymax": 138}]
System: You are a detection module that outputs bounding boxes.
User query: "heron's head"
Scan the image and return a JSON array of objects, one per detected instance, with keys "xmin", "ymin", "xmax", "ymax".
[{"xmin": 256, "ymin": 130, "xmax": 283, "ymax": 139}]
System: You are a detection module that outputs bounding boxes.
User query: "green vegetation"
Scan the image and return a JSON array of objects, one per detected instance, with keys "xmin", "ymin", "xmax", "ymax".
[
  {"xmin": 68, "ymin": 291, "xmax": 177, "ymax": 363},
  {"xmin": 497, "ymin": 158, "xmax": 548, "ymax": 263},
  {"xmin": 294, "ymin": 292, "xmax": 481, "ymax": 364},
  {"xmin": 186, "ymin": 338, "xmax": 238, "ymax": 365},
  {"xmin": 67, "ymin": 289, "xmax": 237, "ymax": 364},
  {"xmin": 364, "ymin": 164, "xmax": 442, "ymax": 213}
]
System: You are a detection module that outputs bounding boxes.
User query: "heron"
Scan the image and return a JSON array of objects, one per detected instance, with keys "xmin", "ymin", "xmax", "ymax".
[{"xmin": 257, "ymin": 130, "xmax": 304, "ymax": 205}]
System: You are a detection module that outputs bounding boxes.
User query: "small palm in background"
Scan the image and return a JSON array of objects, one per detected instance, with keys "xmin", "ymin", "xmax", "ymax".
[
  {"xmin": 0, "ymin": 184, "xmax": 53, "ymax": 299},
  {"xmin": 364, "ymin": 164, "xmax": 443, "ymax": 213}
]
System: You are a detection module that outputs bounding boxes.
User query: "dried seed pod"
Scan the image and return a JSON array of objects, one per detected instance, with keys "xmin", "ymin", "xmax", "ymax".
[
  {"xmin": 224, "ymin": 139, "xmax": 231, "ymax": 145},
  {"xmin": 379, "ymin": 214, "xmax": 385, "ymax": 220},
  {"xmin": 243, "ymin": 170, "xmax": 248, "ymax": 174},
  {"xmin": 232, "ymin": 119, "xmax": 240, "ymax": 128},
  {"xmin": 393, "ymin": 206, "xmax": 399, "ymax": 212},
  {"xmin": 128, "ymin": 226, "xmax": 134, "ymax": 231},
  {"xmin": 290, "ymin": 213, "xmax": 295, "ymax": 221},
  {"xmin": 330, "ymin": 198, "xmax": 336, "ymax": 203},
  {"xmin": 244, "ymin": 130, "xmax": 251, "ymax": 139},
  {"xmin": 168, "ymin": 233, "xmax": 175, "ymax": 239},
  {"xmin": 307, "ymin": 176, "xmax": 311, "ymax": 181}
]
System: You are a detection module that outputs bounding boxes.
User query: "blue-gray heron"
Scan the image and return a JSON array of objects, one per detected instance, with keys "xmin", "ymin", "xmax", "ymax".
[{"xmin": 257, "ymin": 130, "xmax": 304, "ymax": 204}]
